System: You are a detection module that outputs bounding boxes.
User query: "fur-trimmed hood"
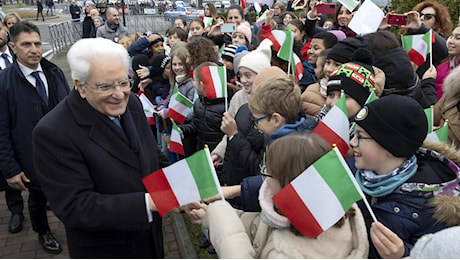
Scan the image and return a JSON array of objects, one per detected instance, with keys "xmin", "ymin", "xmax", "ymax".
[{"xmin": 422, "ymin": 141, "xmax": 460, "ymax": 227}]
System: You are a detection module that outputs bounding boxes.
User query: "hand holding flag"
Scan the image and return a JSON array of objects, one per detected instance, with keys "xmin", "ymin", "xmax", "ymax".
[
  {"xmin": 143, "ymin": 148, "xmax": 222, "ymax": 216},
  {"xmin": 273, "ymin": 147, "xmax": 373, "ymax": 238}
]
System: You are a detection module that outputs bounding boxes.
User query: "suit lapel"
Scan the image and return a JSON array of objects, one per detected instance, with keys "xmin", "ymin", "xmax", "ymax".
[{"xmin": 68, "ymin": 90, "xmax": 141, "ymax": 170}]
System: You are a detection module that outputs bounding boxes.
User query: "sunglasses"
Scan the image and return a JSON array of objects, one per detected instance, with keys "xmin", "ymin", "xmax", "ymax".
[{"xmin": 419, "ymin": 12, "xmax": 437, "ymax": 21}]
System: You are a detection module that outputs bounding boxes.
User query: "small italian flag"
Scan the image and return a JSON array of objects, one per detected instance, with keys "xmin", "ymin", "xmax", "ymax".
[
  {"xmin": 139, "ymin": 92, "xmax": 156, "ymax": 125},
  {"xmin": 424, "ymin": 106, "xmax": 434, "ymax": 133},
  {"xmin": 167, "ymin": 84, "xmax": 193, "ymax": 124},
  {"xmin": 254, "ymin": 3, "xmax": 262, "ymax": 15},
  {"xmin": 291, "ymin": 53, "xmax": 304, "ymax": 82},
  {"xmin": 143, "ymin": 148, "xmax": 221, "ymax": 216},
  {"xmin": 426, "ymin": 121, "xmax": 448, "ymax": 143},
  {"xmin": 365, "ymin": 89, "xmax": 377, "ymax": 104},
  {"xmin": 170, "ymin": 120, "xmax": 184, "ymax": 155},
  {"xmin": 278, "ymin": 27, "xmax": 294, "ymax": 61},
  {"xmin": 200, "ymin": 66, "xmax": 227, "ymax": 99},
  {"xmin": 273, "ymin": 147, "xmax": 363, "ymax": 238},
  {"xmin": 241, "ymin": 0, "xmax": 246, "ymax": 9},
  {"xmin": 312, "ymin": 92, "xmax": 350, "ymax": 156},
  {"xmin": 203, "ymin": 17, "xmax": 213, "ymax": 27},
  {"xmin": 401, "ymin": 30, "xmax": 432, "ymax": 66},
  {"xmin": 255, "ymin": 10, "xmax": 267, "ymax": 26}
]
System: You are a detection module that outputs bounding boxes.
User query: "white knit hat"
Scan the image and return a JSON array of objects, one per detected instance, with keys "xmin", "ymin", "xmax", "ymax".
[{"xmin": 238, "ymin": 39, "xmax": 272, "ymax": 74}]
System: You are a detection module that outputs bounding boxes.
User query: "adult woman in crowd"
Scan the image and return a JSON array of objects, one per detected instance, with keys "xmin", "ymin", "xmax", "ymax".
[
  {"xmin": 204, "ymin": 3, "xmax": 218, "ymax": 20},
  {"xmin": 3, "ymin": 12, "xmax": 21, "ymax": 30},
  {"xmin": 304, "ymin": 2, "xmax": 357, "ymax": 39},
  {"xmin": 403, "ymin": 1, "xmax": 450, "ymax": 78}
]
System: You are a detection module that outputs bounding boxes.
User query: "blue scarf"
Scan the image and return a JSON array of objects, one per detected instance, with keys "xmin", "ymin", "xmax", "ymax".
[{"xmin": 355, "ymin": 155, "xmax": 418, "ymax": 197}]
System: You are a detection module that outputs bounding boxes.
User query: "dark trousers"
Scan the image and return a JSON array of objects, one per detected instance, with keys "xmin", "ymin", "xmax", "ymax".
[
  {"xmin": 28, "ymin": 188, "xmax": 50, "ymax": 234},
  {"xmin": 36, "ymin": 10, "xmax": 45, "ymax": 21},
  {"xmin": 5, "ymin": 187, "xmax": 24, "ymax": 215}
]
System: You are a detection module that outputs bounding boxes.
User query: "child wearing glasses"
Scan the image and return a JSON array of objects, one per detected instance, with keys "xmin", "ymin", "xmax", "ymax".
[
  {"xmin": 350, "ymin": 94, "xmax": 460, "ymax": 258},
  {"xmin": 187, "ymin": 134, "xmax": 369, "ymax": 258}
]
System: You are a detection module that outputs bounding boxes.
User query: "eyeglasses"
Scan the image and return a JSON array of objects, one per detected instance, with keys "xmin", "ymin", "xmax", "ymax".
[
  {"xmin": 84, "ymin": 77, "xmax": 131, "ymax": 92},
  {"xmin": 259, "ymin": 165, "xmax": 273, "ymax": 181},
  {"xmin": 252, "ymin": 114, "xmax": 270, "ymax": 127},
  {"xmin": 355, "ymin": 133, "xmax": 373, "ymax": 146},
  {"xmin": 419, "ymin": 12, "xmax": 437, "ymax": 21}
]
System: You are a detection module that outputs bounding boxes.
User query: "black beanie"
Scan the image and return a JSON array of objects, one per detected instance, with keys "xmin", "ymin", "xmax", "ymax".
[
  {"xmin": 354, "ymin": 95, "xmax": 428, "ymax": 158},
  {"xmin": 327, "ymin": 61, "xmax": 375, "ymax": 106},
  {"xmin": 327, "ymin": 36, "xmax": 372, "ymax": 64},
  {"xmin": 151, "ymin": 54, "xmax": 170, "ymax": 76},
  {"xmin": 132, "ymin": 54, "xmax": 150, "ymax": 72}
]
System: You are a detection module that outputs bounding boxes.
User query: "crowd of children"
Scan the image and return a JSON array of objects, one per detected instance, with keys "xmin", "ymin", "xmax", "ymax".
[{"xmin": 105, "ymin": 0, "xmax": 460, "ymax": 258}]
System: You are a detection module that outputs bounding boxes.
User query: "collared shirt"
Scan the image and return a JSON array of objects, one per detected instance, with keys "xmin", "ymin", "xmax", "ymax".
[
  {"xmin": 0, "ymin": 48, "xmax": 13, "ymax": 70},
  {"xmin": 17, "ymin": 62, "xmax": 49, "ymax": 98}
]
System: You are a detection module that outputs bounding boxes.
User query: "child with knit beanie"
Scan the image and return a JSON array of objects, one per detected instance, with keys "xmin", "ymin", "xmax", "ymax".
[{"xmin": 350, "ymin": 95, "xmax": 460, "ymax": 258}]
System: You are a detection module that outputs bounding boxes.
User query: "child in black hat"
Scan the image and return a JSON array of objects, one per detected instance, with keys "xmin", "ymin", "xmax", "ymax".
[{"xmin": 350, "ymin": 95, "xmax": 460, "ymax": 258}]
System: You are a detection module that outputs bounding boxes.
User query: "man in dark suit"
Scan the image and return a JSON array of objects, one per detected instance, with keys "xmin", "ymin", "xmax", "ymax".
[
  {"xmin": 33, "ymin": 38, "xmax": 170, "ymax": 258},
  {"xmin": 0, "ymin": 17, "xmax": 25, "ymax": 235},
  {"xmin": 0, "ymin": 21, "xmax": 69, "ymax": 253}
]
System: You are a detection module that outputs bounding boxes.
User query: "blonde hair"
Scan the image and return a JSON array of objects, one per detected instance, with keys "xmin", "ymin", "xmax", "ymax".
[
  {"xmin": 169, "ymin": 47, "xmax": 191, "ymax": 85},
  {"xmin": 249, "ymin": 75, "xmax": 301, "ymax": 124},
  {"xmin": 117, "ymin": 36, "xmax": 132, "ymax": 49}
]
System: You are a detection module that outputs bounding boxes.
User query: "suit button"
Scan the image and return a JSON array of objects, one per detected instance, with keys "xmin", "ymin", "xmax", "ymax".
[
  {"xmin": 412, "ymin": 213, "xmax": 419, "ymax": 219},
  {"xmin": 394, "ymin": 207, "xmax": 400, "ymax": 213},
  {"xmin": 254, "ymin": 242, "xmax": 259, "ymax": 248}
]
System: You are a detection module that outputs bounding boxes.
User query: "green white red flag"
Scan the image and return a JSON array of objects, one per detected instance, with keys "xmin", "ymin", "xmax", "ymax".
[
  {"xmin": 167, "ymin": 84, "xmax": 193, "ymax": 124},
  {"xmin": 200, "ymin": 66, "xmax": 227, "ymax": 99},
  {"xmin": 139, "ymin": 92, "xmax": 156, "ymax": 125},
  {"xmin": 312, "ymin": 92, "xmax": 349, "ymax": 156},
  {"xmin": 426, "ymin": 121, "xmax": 448, "ymax": 143},
  {"xmin": 291, "ymin": 53, "xmax": 303, "ymax": 82},
  {"xmin": 401, "ymin": 30, "xmax": 432, "ymax": 66},
  {"xmin": 273, "ymin": 147, "xmax": 363, "ymax": 238},
  {"xmin": 143, "ymin": 148, "xmax": 221, "ymax": 216},
  {"xmin": 255, "ymin": 10, "xmax": 268, "ymax": 26},
  {"xmin": 203, "ymin": 17, "xmax": 213, "ymax": 26},
  {"xmin": 254, "ymin": 3, "xmax": 262, "ymax": 14},
  {"xmin": 170, "ymin": 120, "xmax": 184, "ymax": 155},
  {"xmin": 424, "ymin": 106, "xmax": 434, "ymax": 133}
]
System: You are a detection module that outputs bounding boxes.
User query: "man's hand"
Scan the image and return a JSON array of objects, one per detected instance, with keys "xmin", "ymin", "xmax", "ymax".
[
  {"xmin": 147, "ymin": 193, "xmax": 157, "ymax": 211},
  {"xmin": 370, "ymin": 221, "xmax": 405, "ymax": 259},
  {"xmin": 7, "ymin": 172, "xmax": 30, "ymax": 191}
]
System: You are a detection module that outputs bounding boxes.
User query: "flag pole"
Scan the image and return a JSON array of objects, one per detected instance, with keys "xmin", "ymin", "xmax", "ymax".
[
  {"xmin": 287, "ymin": 28, "xmax": 293, "ymax": 76},
  {"xmin": 224, "ymin": 66, "xmax": 228, "ymax": 112},
  {"xmin": 204, "ymin": 146, "xmax": 225, "ymax": 201},
  {"xmin": 429, "ymin": 30, "xmax": 433, "ymax": 68},
  {"xmin": 333, "ymin": 147, "xmax": 378, "ymax": 223}
]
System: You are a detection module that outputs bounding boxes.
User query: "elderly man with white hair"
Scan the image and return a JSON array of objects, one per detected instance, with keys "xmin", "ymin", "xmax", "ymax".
[{"xmin": 33, "ymin": 38, "xmax": 170, "ymax": 258}]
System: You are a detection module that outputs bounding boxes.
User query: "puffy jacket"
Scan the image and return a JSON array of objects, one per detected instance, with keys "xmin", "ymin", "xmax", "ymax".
[
  {"xmin": 219, "ymin": 104, "xmax": 264, "ymax": 187},
  {"xmin": 145, "ymin": 77, "xmax": 170, "ymax": 105},
  {"xmin": 360, "ymin": 144, "xmax": 460, "ymax": 258},
  {"xmin": 436, "ymin": 58, "xmax": 460, "ymax": 99},
  {"xmin": 301, "ymin": 82, "xmax": 326, "ymax": 118},
  {"xmin": 180, "ymin": 96, "xmax": 225, "ymax": 152}
]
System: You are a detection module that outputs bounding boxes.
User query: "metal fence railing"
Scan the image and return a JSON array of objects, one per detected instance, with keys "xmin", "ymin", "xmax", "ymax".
[
  {"xmin": 48, "ymin": 15, "xmax": 176, "ymax": 54},
  {"xmin": 48, "ymin": 19, "xmax": 82, "ymax": 54}
]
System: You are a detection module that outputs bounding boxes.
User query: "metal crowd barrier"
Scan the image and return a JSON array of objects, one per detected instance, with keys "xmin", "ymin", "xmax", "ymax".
[{"xmin": 48, "ymin": 18, "xmax": 82, "ymax": 54}]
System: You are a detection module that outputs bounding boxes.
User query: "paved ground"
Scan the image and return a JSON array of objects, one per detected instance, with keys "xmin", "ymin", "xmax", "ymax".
[
  {"xmin": 0, "ymin": 192, "xmax": 183, "ymax": 258},
  {"xmin": 0, "ymin": 13, "xmax": 197, "ymax": 258}
]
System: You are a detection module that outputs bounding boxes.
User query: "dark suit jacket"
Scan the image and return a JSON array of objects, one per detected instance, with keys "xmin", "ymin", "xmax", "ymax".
[
  {"xmin": 0, "ymin": 59, "xmax": 70, "ymax": 189},
  {"xmin": 33, "ymin": 89, "xmax": 170, "ymax": 258}
]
